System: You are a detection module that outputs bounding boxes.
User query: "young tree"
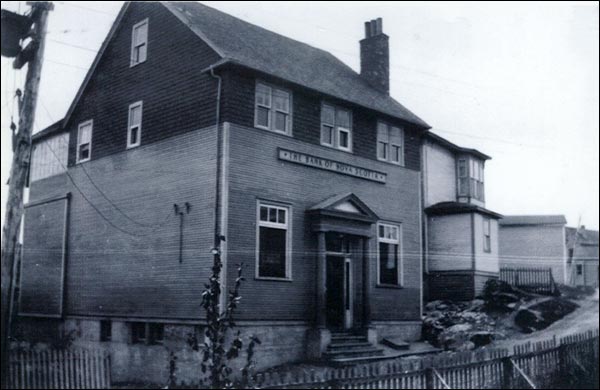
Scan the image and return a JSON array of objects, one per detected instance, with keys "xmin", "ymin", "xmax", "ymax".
[{"xmin": 186, "ymin": 251, "xmax": 260, "ymax": 389}]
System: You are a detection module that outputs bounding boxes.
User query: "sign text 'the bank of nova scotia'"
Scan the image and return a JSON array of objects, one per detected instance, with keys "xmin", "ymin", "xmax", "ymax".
[{"xmin": 278, "ymin": 148, "xmax": 387, "ymax": 184}]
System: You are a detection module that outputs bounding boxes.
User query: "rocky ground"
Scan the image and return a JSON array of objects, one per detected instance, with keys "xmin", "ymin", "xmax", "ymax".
[{"xmin": 422, "ymin": 280, "xmax": 598, "ymax": 351}]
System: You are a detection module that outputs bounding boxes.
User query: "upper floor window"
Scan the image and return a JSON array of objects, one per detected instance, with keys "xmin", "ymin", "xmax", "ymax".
[
  {"xmin": 127, "ymin": 101, "xmax": 143, "ymax": 148},
  {"xmin": 377, "ymin": 122, "xmax": 404, "ymax": 165},
  {"xmin": 254, "ymin": 82, "xmax": 292, "ymax": 134},
  {"xmin": 457, "ymin": 157, "xmax": 485, "ymax": 201},
  {"xmin": 76, "ymin": 120, "xmax": 93, "ymax": 163},
  {"xmin": 320, "ymin": 104, "xmax": 352, "ymax": 152},
  {"xmin": 483, "ymin": 218, "xmax": 491, "ymax": 253},
  {"xmin": 130, "ymin": 19, "xmax": 148, "ymax": 67},
  {"xmin": 377, "ymin": 223, "xmax": 402, "ymax": 286},
  {"xmin": 257, "ymin": 202, "xmax": 291, "ymax": 280}
]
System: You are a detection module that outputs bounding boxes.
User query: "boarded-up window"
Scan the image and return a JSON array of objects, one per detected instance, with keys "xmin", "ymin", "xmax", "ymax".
[
  {"xmin": 19, "ymin": 195, "xmax": 69, "ymax": 317},
  {"xmin": 30, "ymin": 133, "xmax": 69, "ymax": 183}
]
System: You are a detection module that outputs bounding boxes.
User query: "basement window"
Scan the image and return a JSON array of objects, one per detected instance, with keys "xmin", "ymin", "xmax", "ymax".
[
  {"xmin": 76, "ymin": 120, "xmax": 93, "ymax": 163},
  {"xmin": 100, "ymin": 320, "xmax": 111, "ymax": 342},
  {"xmin": 127, "ymin": 101, "xmax": 143, "ymax": 148},
  {"xmin": 131, "ymin": 19, "xmax": 148, "ymax": 67}
]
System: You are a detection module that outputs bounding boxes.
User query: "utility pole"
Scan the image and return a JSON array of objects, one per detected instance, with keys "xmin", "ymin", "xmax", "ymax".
[{"xmin": 1, "ymin": 3, "xmax": 53, "ymax": 388}]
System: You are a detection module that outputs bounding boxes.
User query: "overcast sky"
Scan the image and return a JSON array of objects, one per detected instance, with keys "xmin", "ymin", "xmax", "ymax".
[{"xmin": 1, "ymin": 1, "xmax": 599, "ymax": 230}]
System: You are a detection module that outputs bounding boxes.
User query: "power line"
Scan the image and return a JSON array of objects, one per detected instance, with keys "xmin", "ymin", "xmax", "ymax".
[
  {"xmin": 45, "ymin": 59, "xmax": 89, "ymax": 71},
  {"xmin": 56, "ymin": 1, "xmax": 119, "ymax": 18},
  {"xmin": 48, "ymin": 38, "xmax": 98, "ymax": 53}
]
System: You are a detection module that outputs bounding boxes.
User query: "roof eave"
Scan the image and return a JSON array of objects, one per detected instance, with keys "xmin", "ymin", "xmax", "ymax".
[{"xmin": 203, "ymin": 59, "xmax": 431, "ymax": 130}]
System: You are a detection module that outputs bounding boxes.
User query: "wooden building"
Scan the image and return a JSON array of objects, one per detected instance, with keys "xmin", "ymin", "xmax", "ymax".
[{"xmin": 17, "ymin": 2, "xmax": 439, "ymax": 383}]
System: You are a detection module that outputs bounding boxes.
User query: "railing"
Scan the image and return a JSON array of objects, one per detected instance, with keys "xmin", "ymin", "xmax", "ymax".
[
  {"xmin": 8, "ymin": 348, "xmax": 111, "ymax": 389},
  {"xmin": 255, "ymin": 329, "xmax": 599, "ymax": 389},
  {"xmin": 500, "ymin": 267, "xmax": 559, "ymax": 295}
]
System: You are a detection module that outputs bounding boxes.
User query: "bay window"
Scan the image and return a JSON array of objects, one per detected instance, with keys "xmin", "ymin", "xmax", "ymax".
[{"xmin": 457, "ymin": 157, "xmax": 485, "ymax": 201}]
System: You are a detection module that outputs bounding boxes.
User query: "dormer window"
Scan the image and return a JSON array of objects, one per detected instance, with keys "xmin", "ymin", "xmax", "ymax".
[
  {"xmin": 377, "ymin": 122, "xmax": 404, "ymax": 165},
  {"xmin": 320, "ymin": 103, "xmax": 352, "ymax": 152},
  {"xmin": 457, "ymin": 157, "xmax": 485, "ymax": 202},
  {"xmin": 254, "ymin": 82, "xmax": 292, "ymax": 134},
  {"xmin": 130, "ymin": 19, "xmax": 148, "ymax": 67}
]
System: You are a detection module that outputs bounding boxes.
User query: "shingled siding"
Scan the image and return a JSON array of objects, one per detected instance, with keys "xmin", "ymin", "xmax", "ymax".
[
  {"xmin": 25, "ymin": 128, "xmax": 218, "ymax": 319},
  {"xmin": 220, "ymin": 68, "xmax": 423, "ymax": 171},
  {"xmin": 225, "ymin": 123, "xmax": 422, "ymax": 322},
  {"xmin": 66, "ymin": 2, "xmax": 220, "ymax": 166}
]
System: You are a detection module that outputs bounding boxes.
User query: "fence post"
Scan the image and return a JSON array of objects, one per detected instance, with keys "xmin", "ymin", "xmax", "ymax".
[
  {"xmin": 502, "ymin": 357, "xmax": 513, "ymax": 389},
  {"xmin": 558, "ymin": 341, "xmax": 568, "ymax": 387},
  {"xmin": 425, "ymin": 367, "xmax": 434, "ymax": 389}
]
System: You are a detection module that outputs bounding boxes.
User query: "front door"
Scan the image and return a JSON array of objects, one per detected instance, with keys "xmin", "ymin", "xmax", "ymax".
[{"xmin": 326, "ymin": 255, "xmax": 353, "ymax": 330}]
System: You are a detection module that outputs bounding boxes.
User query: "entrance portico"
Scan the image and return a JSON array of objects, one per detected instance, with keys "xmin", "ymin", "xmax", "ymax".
[{"xmin": 306, "ymin": 193, "xmax": 379, "ymax": 358}]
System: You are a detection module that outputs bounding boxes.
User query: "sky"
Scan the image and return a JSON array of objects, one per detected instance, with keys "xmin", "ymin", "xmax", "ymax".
[{"xmin": 1, "ymin": 1, "xmax": 599, "ymax": 230}]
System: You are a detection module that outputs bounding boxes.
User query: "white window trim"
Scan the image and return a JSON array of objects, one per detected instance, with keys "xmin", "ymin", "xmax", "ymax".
[
  {"xmin": 76, "ymin": 119, "xmax": 93, "ymax": 164},
  {"xmin": 130, "ymin": 18, "xmax": 148, "ymax": 67},
  {"xmin": 376, "ymin": 222, "xmax": 403, "ymax": 287},
  {"xmin": 320, "ymin": 103, "xmax": 353, "ymax": 152},
  {"xmin": 377, "ymin": 121, "xmax": 404, "ymax": 166},
  {"xmin": 255, "ymin": 200, "xmax": 292, "ymax": 281},
  {"xmin": 127, "ymin": 101, "xmax": 143, "ymax": 149},
  {"xmin": 254, "ymin": 81, "xmax": 293, "ymax": 135}
]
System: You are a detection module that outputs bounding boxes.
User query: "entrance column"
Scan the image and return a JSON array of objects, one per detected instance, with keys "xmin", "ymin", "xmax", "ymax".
[
  {"xmin": 307, "ymin": 230, "xmax": 331, "ymax": 359},
  {"xmin": 363, "ymin": 236, "xmax": 377, "ymax": 344},
  {"xmin": 316, "ymin": 231, "xmax": 327, "ymax": 329}
]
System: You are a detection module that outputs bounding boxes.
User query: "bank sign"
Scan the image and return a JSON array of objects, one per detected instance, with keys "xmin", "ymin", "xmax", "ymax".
[{"xmin": 278, "ymin": 148, "xmax": 387, "ymax": 184}]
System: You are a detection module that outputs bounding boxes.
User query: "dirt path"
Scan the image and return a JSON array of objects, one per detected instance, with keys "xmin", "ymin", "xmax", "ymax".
[{"xmin": 491, "ymin": 292, "xmax": 599, "ymax": 351}]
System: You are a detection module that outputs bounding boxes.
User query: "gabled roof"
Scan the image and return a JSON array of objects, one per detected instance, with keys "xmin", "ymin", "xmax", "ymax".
[
  {"xmin": 32, "ymin": 119, "xmax": 64, "ymax": 143},
  {"xmin": 163, "ymin": 2, "xmax": 430, "ymax": 129},
  {"xmin": 499, "ymin": 215, "xmax": 567, "ymax": 227},
  {"xmin": 426, "ymin": 131, "xmax": 491, "ymax": 160},
  {"xmin": 566, "ymin": 227, "xmax": 599, "ymax": 246},
  {"xmin": 308, "ymin": 193, "xmax": 379, "ymax": 223},
  {"xmin": 425, "ymin": 201, "xmax": 502, "ymax": 219}
]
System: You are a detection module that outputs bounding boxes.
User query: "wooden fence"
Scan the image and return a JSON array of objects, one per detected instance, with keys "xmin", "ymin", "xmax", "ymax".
[
  {"xmin": 255, "ymin": 329, "xmax": 599, "ymax": 389},
  {"xmin": 8, "ymin": 348, "xmax": 111, "ymax": 389},
  {"xmin": 500, "ymin": 267, "xmax": 559, "ymax": 295}
]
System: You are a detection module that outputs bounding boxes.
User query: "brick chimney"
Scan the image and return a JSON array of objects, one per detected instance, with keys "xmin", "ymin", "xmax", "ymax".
[{"xmin": 360, "ymin": 18, "xmax": 389, "ymax": 95}]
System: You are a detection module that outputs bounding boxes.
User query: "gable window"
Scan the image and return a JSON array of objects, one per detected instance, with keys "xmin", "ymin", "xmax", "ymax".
[
  {"xmin": 130, "ymin": 19, "xmax": 148, "ymax": 66},
  {"xmin": 127, "ymin": 101, "xmax": 143, "ymax": 148},
  {"xmin": 257, "ymin": 202, "xmax": 290, "ymax": 279},
  {"xmin": 377, "ymin": 122, "xmax": 404, "ymax": 165},
  {"xmin": 254, "ymin": 82, "xmax": 291, "ymax": 134},
  {"xmin": 100, "ymin": 320, "xmax": 111, "ymax": 342},
  {"xmin": 76, "ymin": 120, "xmax": 93, "ymax": 163},
  {"xmin": 483, "ymin": 218, "xmax": 491, "ymax": 253},
  {"xmin": 320, "ymin": 104, "xmax": 352, "ymax": 152},
  {"xmin": 378, "ymin": 223, "xmax": 402, "ymax": 286}
]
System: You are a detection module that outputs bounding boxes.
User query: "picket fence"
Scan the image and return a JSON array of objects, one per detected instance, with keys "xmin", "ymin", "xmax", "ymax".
[
  {"xmin": 255, "ymin": 329, "xmax": 599, "ymax": 389},
  {"xmin": 8, "ymin": 348, "xmax": 111, "ymax": 389},
  {"xmin": 500, "ymin": 267, "xmax": 559, "ymax": 295}
]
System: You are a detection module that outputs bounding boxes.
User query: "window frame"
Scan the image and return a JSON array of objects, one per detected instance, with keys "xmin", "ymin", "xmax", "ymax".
[
  {"xmin": 127, "ymin": 101, "xmax": 143, "ymax": 149},
  {"xmin": 576, "ymin": 264, "xmax": 583, "ymax": 276},
  {"xmin": 320, "ymin": 102, "xmax": 353, "ymax": 152},
  {"xmin": 254, "ymin": 81, "xmax": 293, "ymax": 135},
  {"xmin": 376, "ymin": 222, "xmax": 403, "ymax": 287},
  {"xmin": 100, "ymin": 320, "xmax": 111, "ymax": 342},
  {"xmin": 376, "ymin": 121, "xmax": 404, "ymax": 166},
  {"xmin": 483, "ymin": 217, "xmax": 492, "ymax": 253},
  {"xmin": 255, "ymin": 200, "xmax": 292, "ymax": 281},
  {"xmin": 130, "ymin": 18, "xmax": 149, "ymax": 67},
  {"xmin": 76, "ymin": 119, "xmax": 93, "ymax": 164}
]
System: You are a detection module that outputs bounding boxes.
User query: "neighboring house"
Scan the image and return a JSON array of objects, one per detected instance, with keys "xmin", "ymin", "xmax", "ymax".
[
  {"xmin": 566, "ymin": 226, "xmax": 599, "ymax": 287},
  {"xmin": 498, "ymin": 215, "xmax": 568, "ymax": 284},
  {"xmin": 17, "ymin": 2, "xmax": 432, "ymax": 383},
  {"xmin": 422, "ymin": 132, "xmax": 502, "ymax": 301}
]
